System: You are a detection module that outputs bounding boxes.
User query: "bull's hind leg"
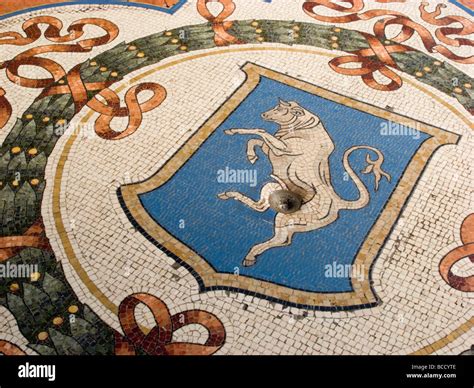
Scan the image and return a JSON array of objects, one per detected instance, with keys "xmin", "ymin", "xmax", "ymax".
[
  {"xmin": 243, "ymin": 227, "xmax": 295, "ymax": 267},
  {"xmin": 218, "ymin": 182, "xmax": 279, "ymax": 212},
  {"xmin": 217, "ymin": 191, "xmax": 266, "ymax": 211}
]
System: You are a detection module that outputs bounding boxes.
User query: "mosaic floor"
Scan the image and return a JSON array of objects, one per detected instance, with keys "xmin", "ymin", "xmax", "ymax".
[{"xmin": 0, "ymin": 0, "xmax": 472, "ymax": 356}]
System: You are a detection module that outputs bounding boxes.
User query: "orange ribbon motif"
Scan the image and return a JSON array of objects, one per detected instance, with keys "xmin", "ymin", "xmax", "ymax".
[
  {"xmin": 0, "ymin": 16, "xmax": 119, "ymax": 88},
  {"xmin": 303, "ymin": 0, "xmax": 406, "ymax": 23},
  {"xmin": 0, "ymin": 16, "xmax": 119, "ymax": 129},
  {"xmin": 0, "ymin": 15, "xmax": 167, "ymax": 139},
  {"xmin": 0, "ymin": 340, "xmax": 26, "ymax": 355},
  {"xmin": 329, "ymin": 31, "xmax": 411, "ymax": 91},
  {"xmin": 114, "ymin": 293, "xmax": 226, "ymax": 355},
  {"xmin": 37, "ymin": 63, "xmax": 113, "ymax": 115},
  {"xmin": 87, "ymin": 83, "xmax": 167, "ymax": 140},
  {"xmin": 439, "ymin": 214, "xmax": 474, "ymax": 292},
  {"xmin": 0, "ymin": 219, "xmax": 51, "ymax": 263},
  {"xmin": 197, "ymin": 0, "xmax": 242, "ymax": 46},
  {"xmin": 303, "ymin": 0, "xmax": 474, "ymax": 91},
  {"xmin": 419, "ymin": 2, "xmax": 474, "ymax": 48},
  {"xmin": 0, "ymin": 87, "xmax": 12, "ymax": 129}
]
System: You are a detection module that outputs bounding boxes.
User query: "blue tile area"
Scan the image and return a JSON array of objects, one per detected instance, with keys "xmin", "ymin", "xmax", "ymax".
[
  {"xmin": 140, "ymin": 76, "xmax": 430, "ymax": 293},
  {"xmin": 0, "ymin": 0, "xmax": 187, "ymax": 21}
]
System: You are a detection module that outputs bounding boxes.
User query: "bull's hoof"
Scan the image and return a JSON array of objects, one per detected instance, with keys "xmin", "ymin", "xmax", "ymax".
[
  {"xmin": 242, "ymin": 257, "xmax": 257, "ymax": 267},
  {"xmin": 217, "ymin": 192, "xmax": 234, "ymax": 200},
  {"xmin": 247, "ymin": 154, "xmax": 258, "ymax": 164}
]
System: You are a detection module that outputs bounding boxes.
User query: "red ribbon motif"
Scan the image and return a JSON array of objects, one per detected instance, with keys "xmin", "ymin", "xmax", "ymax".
[
  {"xmin": 0, "ymin": 340, "xmax": 26, "ymax": 355},
  {"xmin": 439, "ymin": 214, "xmax": 474, "ymax": 292},
  {"xmin": 114, "ymin": 293, "xmax": 226, "ymax": 355},
  {"xmin": 0, "ymin": 87, "xmax": 12, "ymax": 130},
  {"xmin": 86, "ymin": 82, "xmax": 167, "ymax": 140},
  {"xmin": 303, "ymin": 0, "xmax": 474, "ymax": 91},
  {"xmin": 197, "ymin": 0, "xmax": 242, "ymax": 46},
  {"xmin": 0, "ymin": 218, "xmax": 51, "ymax": 263},
  {"xmin": 0, "ymin": 16, "xmax": 120, "ymax": 129}
]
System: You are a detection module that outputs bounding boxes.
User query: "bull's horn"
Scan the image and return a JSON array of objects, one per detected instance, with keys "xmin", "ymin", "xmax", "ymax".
[{"xmin": 278, "ymin": 99, "xmax": 290, "ymax": 107}]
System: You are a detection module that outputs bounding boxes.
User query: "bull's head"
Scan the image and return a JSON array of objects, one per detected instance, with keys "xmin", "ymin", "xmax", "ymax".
[{"xmin": 261, "ymin": 99, "xmax": 309, "ymax": 125}]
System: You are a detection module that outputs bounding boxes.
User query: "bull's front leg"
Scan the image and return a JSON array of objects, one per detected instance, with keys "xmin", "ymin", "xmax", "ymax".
[
  {"xmin": 224, "ymin": 128, "xmax": 291, "ymax": 156},
  {"xmin": 246, "ymin": 138, "xmax": 264, "ymax": 164},
  {"xmin": 224, "ymin": 128, "xmax": 265, "ymax": 136}
]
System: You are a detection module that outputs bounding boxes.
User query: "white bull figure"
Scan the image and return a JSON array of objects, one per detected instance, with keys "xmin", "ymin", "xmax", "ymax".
[{"xmin": 218, "ymin": 99, "xmax": 391, "ymax": 267}]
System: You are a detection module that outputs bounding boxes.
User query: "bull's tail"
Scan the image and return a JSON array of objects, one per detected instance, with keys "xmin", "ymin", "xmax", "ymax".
[{"xmin": 339, "ymin": 146, "xmax": 391, "ymax": 210}]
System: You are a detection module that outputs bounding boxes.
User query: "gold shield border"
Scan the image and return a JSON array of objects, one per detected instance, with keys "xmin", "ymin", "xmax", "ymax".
[{"xmin": 119, "ymin": 62, "xmax": 460, "ymax": 310}]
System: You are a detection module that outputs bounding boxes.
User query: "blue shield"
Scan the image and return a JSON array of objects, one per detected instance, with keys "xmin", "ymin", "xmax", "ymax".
[{"xmin": 120, "ymin": 63, "xmax": 459, "ymax": 310}]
